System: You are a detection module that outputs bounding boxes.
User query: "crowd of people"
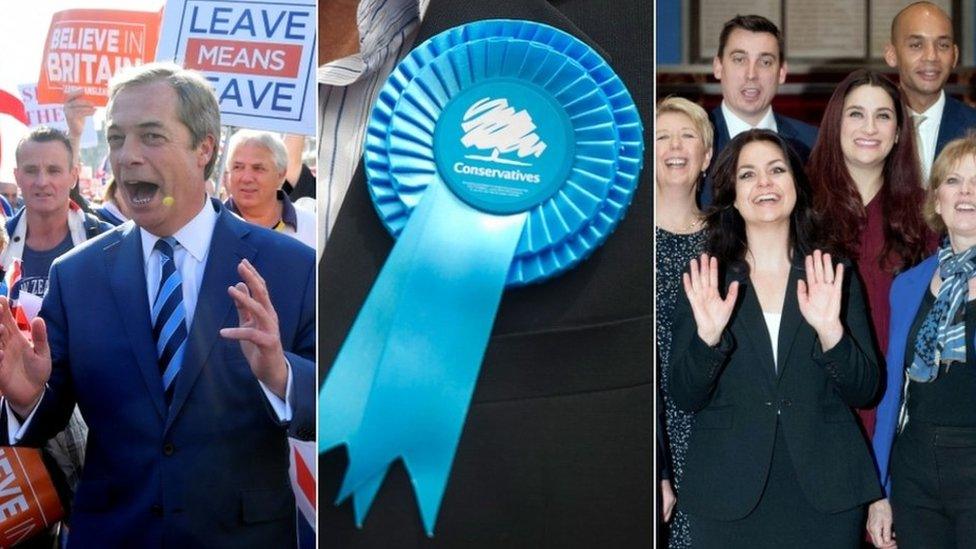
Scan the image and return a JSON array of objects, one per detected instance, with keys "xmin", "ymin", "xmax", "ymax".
[{"xmin": 656, "ymin": 2, "xmax": 976, "ymax": 548}]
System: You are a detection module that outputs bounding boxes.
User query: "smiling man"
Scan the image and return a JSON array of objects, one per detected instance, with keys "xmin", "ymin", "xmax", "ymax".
[
  {"xmin": 224, "ymin": 130, "xmax": 315, "ymax": 249},
  {"xmin": 0, "ymin": 63, "xmax": 315, "ymax": 547},
  {"xmin": 885, "ymin": 1, "xmax": 976, "ymax": 182},
  {"xmin": 703, "ymin": 14, "xmax": 818, "ymax": 205}
]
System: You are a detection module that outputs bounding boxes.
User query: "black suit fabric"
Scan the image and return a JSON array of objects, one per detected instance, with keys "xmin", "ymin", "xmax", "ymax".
[
  {"xmin": 667, "ymin": 260, "xmax": 882, "ymax": 544},
  {"xmin": 699, "ymin": 108, "xmax": 818, "ymax": 207},
  {"xmin": 318, "ymin": 0, "xmax": 651, "ymax": 547}
]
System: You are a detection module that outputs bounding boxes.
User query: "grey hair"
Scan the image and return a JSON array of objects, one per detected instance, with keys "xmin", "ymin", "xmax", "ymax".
[
  {"xmin": 107, "ymin": 62, "xmax": 221, "ymax": 178},
  {"xmin": 226, "ymin": 130, "xmax": 289, "ymax": 173}
]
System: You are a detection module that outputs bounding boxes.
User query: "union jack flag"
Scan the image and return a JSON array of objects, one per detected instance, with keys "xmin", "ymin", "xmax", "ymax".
[
  {"xmin": 94, "ymin": 153, "xmax": 111, "ymax": 183},
  {"xmin": 289, "ymin": 438, "xmax": 315, "ymax": 548},
  {"xmin": 3, "ymin": 259, "xmax": 31, "ymax": 333}
]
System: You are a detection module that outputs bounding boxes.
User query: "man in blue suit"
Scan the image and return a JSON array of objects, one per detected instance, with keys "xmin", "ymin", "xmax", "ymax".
[
  {"xmin": 703, "ymin": 14, "xmax": 818, "ymax": 206},
  {"xmin": 885, "ymin": 1, "xmax": 976, "ymax": 182},
  {"xmin": 0, "ymin": 63, "xmax": 315, "ymax": 547}
]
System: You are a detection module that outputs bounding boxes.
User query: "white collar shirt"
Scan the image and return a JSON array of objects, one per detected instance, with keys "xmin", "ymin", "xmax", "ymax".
[
  {"xmin": 318, "ymin": 0, "xmax": 430, "ymax": 257},
  {"xmin": 722, "ymin": 101, "xmax": 778, "ymax": 139},
  {"xmin": 909, "ymin": 90, "xmax": 946, "ymax": 184},
  {"xmin": 140, "ymin": 198, "xmax": 217, "ymax": 330}
]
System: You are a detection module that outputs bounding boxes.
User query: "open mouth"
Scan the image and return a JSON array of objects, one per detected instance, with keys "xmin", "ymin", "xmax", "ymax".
[
  {"xmin": 664, "ymin": 158, "xmax": 688, "ymax": 168},
  {"xmin": 741, "ymin": 88, "xmax": 761, "ymax": 100},
  {"xmin": 955, "ymin": 203, "xmax": 976, "ymax": 212},
  {"xmin": 854, "ymin": 138, "xmax": 881, "ymax": 147},
  {"xmin": 753, "ymin": 193, "xmax": 780, "ymax": 204},
  {"xmin": 124, "ymin": 181, "xmax": 160, "ymax": 206}
]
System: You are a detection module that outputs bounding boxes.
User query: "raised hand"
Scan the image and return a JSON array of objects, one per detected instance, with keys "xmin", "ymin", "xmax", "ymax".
[
  {"xmin": 797, "ymin": 250, "xmax": 844, "ymax": 350},
  {"xmin": 63, "ymin": 90, "xmax": 95, "ymax": 165},
  {"xmin": 0, "ymin": 298, "xmax": 51, "ymax": 417},
  {"xmin": 682, "ymin": 254, "xmax": 739, "ymax": 346},
  {"xmin": 219, "ymin": 259, "xmax": 288, "ymax": 398}
]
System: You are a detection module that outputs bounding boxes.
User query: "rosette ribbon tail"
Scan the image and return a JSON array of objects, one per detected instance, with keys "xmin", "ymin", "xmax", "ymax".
[{"xmin": 320, "ymin": 181, "xmax": 528, "ymax": 536}]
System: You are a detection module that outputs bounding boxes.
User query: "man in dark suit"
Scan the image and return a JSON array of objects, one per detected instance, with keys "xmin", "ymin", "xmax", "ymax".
[
  {"xmin": 703, "ymin": 14, "xmax": 818, "ymax": 206},
  {"xmin": 0, "ymin": 63, "xmax": 315, "ymax": 547},
  {"xmin": 885, "ymin": 1, "xmax": 976, "ymax": 182},
  {"xmin": 319, "ymin": 0, "xmax": 650, "ymax": 546}
]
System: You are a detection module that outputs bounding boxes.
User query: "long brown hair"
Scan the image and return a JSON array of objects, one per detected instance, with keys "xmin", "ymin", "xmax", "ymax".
[{"xmin": 807, "ymin": 69, "xmax": 929, "ymax": 272}]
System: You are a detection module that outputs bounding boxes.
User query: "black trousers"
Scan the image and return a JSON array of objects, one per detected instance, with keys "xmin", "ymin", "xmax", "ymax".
[
  {"xmin": 890, "ymin": 421, "xmax": 976, "ymax": 548},
  {"xmin": 689, "ymin": 426, "xmax": 864, "ymax": 549}
]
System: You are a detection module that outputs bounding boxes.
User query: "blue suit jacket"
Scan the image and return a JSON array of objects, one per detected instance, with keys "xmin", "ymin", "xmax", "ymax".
[
  {"xmin": 10, "ymin": 199, "xmax": 315, "ymax": 547},
  {"xmin": 701, "ymin": 107, "xmax": 819, "ymax": 206},
  {"xmin": 936, "ymin": 96, "xmax": 976, "ymax": 156},
  {"xmin": 872, "ymin": 253, "xmax": 939, "ymax": 496}
]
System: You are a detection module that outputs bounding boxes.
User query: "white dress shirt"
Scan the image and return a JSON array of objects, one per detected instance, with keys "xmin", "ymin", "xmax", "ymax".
[
  {"xmin": 909, "ymin": 90, "xmax": 946, "ymax": 184},
  {"xmin": 722, "ymin": 101, "xmax": 778, "ymax": 140},
  {"xmin": 8, "ymin": 199, "xmax": 293, "ymax": 441},
  {"xmin": 318, "ymin": 0, "xmax": 430, "ymax": 257},
  {"xmin": 140, "ymin": 197, "xmax": 217, "ymax": 330},
  {"xmin": 763, "ymin": 311, "xmax": 782, "ymax": 373}
]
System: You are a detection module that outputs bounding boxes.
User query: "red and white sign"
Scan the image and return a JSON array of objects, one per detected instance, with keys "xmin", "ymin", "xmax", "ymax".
[
  {"xmin": 37, "ymin": 9, "xmax": 162, "ymax": 106},
  {"xmin": 18, "ymin": 84, "xmax": 98, "ymax": 149}
]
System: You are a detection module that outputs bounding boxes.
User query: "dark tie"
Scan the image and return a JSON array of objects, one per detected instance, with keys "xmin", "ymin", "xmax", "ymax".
[{"xmin": 152, "ymin": 237, "xmax": 187, "ymax": 403}]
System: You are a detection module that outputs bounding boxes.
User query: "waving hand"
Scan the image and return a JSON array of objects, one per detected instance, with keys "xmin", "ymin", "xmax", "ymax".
[
  {"xmin": 682, "ymin": 254, "xmax": 739, "ymax": 347},
  {"xmin": 797, "ymin": 250, "xmax": 845, "ymax": 350}
]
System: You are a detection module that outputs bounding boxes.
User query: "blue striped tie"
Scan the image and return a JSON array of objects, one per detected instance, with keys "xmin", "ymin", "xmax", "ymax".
[{"xmin": 152, "ymin": 238, "xmax": 187, "ymax": 402}]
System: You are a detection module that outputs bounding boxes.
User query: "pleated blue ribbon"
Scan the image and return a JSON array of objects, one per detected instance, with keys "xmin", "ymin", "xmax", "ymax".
[{"xmin": 319, "ymin": 19, "xmax": 643, "ymax": 535}]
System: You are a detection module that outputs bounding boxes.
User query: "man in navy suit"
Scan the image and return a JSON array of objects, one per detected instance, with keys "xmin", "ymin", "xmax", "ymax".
[
  {"xmin": 885, "ymin": 1, "xmax": 976, "ymax": 182},
  {"xmin": 703, "ymin": 14, "xmax": 818, "ymax": 206},
  {"xmin": 0, "ymin": 63, "xmax": 315, "ymax": 547}
]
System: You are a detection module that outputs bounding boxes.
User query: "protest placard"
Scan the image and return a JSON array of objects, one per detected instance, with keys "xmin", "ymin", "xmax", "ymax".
[
  {"xmin": 19, "ymin": 84, "xmax": 98, "ymax": 149},
  {"xmin": 156, "ymin": 0, "xmax": 316, "ymax": 135},
  {"xmin": 37, "ymin": 9, "xmax": 162, "ymax": 106},
  {"xmin": 0, "ymin": 447, "xmax": 63, "ymax": 547}
]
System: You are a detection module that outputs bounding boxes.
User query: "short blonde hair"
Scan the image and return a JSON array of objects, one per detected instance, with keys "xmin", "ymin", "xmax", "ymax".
[
  {"xmin": 655, "ymin": 96, "xmax": 714, "ymax": 153},
  {"xmin": 925, "ymin": 132, "xmax": 976, "ymax": 233}
]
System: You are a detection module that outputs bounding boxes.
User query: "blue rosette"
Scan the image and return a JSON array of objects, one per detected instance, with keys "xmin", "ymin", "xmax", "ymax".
[
  {"xmin": 319, "ymin": 19, "xmax": 643, "ymax": 535},
  {"xmin": 365, "ymin": 19, "xmax": 643, "ymax": 285}
]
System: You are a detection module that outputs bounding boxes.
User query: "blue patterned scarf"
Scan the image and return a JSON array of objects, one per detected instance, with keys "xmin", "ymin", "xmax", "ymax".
[{"xmin": 908, "ymin": 243, "xmax": 976, "ymax": 382}]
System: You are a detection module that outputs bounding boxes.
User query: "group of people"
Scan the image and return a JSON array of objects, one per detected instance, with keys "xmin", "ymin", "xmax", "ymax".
[{"xmin": 656, "ymin": 3, "xmax": 976, "ymax": 548}]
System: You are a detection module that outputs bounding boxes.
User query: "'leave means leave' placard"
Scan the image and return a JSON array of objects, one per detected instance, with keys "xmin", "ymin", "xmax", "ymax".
[{"xmin": 156, "ymin": 0, "xmax": 317, "ymax": 135}]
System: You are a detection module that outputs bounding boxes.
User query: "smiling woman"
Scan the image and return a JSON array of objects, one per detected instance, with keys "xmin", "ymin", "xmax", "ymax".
[
  {"xmin": 807, "ymin": 74, "xmax": 935, "ymax": 514},
  {"xmin": 667, "ymin": 129, "xmax": 882, "ymax": 548},
  {"xmin": 872, "ymin": 135, "xmax": 976, "ymax": 548},
  {"xmin": 654, "ymin": 96, "xmax": 713, "ymax": 547}
]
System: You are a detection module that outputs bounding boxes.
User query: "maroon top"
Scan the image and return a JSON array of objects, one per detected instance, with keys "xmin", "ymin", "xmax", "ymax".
[{"xmin": 854, "ymin": 195, "xmax": 938, "ymax": 438}]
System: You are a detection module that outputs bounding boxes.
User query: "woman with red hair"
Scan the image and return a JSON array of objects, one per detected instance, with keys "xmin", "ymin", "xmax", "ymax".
[{"xmin": 807, "ymin": 69, "xmax": 936, "ymax": 547}]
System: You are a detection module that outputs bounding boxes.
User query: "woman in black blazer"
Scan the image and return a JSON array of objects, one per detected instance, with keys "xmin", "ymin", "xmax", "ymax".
[{"xmin": 668, "ymin": 129, "xmax": 882, "ymax": 548}]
